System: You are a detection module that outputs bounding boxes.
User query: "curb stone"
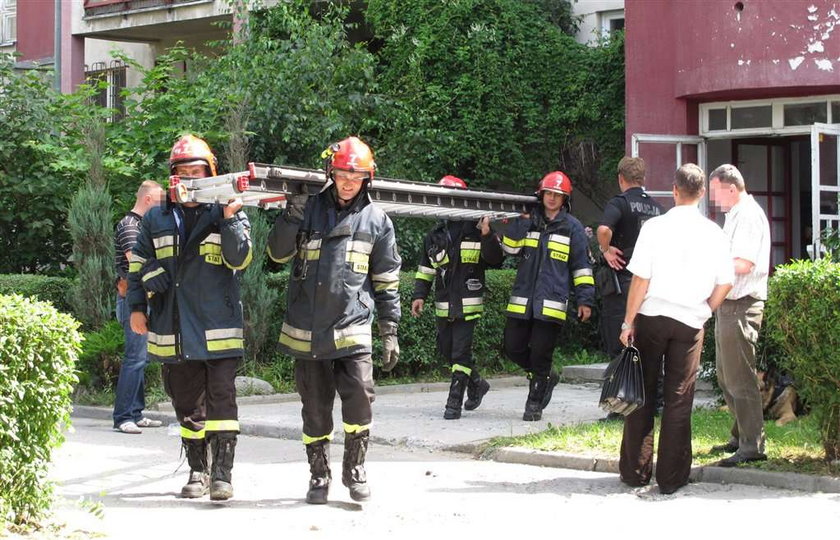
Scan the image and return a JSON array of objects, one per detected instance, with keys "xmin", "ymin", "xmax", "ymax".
[
  {"xmin": 474, "ymin": 445, "xmax": 840, "ymax": 494},
  {"xmin": 149, "ymin": 375, "xmax": 530, "ymax": 411}
]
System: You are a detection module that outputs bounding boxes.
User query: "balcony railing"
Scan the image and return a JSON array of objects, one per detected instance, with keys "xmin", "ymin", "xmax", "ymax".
[{"xmin": 83, "ymin": 0, "xmax": 210, "ymax": 18}]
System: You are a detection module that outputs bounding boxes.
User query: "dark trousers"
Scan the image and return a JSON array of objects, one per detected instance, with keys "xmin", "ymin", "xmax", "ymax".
[
  {"xmin": 600, "ymin": 272, "xmax": 633, "ymax": 359},
  {"xmin": 295, "ymin": 354, "xmax": 375, "ymax": 442},
  {"xmin": 436, "ymin": 318, "xmax": 476, "ymax": 369},
  {"xmin": 620, "ymin": 314, "xmax": 704, "ymax": 493},
  {"xmin": 162, "ymin": 357, "xmax": 240, "ymax": 438},
  {"xmin": 503, "ymin": 317, "xmax": 558, "ymax": 377}
]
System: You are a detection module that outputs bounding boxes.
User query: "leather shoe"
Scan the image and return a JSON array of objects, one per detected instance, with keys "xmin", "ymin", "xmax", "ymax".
[
  {"xmin": 715, "ymin": 453, "xmax": 767, "ymax": 467},
  {"xmin": 710, "ymin": 442, "xmax": 739, "ymax": 454}
]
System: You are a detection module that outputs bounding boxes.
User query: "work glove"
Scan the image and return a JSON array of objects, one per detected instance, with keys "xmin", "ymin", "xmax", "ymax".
[
  {"xmin": 140, "ymin": 259, "xmax": 171, "ymax": 294},
  {"xmin": 284, "ymin": 193, "xmax": 309, "ymax": 224},
  {"xmin": 378, "ymin": 320, "xmax": 400, "ymax": 372}
]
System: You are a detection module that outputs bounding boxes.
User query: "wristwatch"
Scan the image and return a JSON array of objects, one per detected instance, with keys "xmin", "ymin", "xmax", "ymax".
[{"xmin": 621, "ymin": 321, "xmax": 633, "ymax": 330}]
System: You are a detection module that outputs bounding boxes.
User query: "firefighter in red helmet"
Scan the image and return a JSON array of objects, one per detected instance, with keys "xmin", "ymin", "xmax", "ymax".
[
  {"xmin": 127, "ymin": 134, "xmax": 252, "ymax": 501},
  {"xmin": 411, "ymin": 175, "xmax": 503, "ymax": 419},
  {"xmin": 267, "ymin": 136, "xmax": 401, "ymax": 504},
  {"xmin": 500, "ymin": 171, "xmax": 595, "ymax": 421}
]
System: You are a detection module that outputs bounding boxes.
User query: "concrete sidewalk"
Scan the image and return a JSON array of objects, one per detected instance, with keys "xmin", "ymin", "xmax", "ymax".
[{"xmin": 74, "ymin": 375, "xmax": 840, "ymax": 495}]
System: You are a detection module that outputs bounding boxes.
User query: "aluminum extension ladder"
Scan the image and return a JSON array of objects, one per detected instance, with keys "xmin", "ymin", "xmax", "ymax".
[{"xmin": 169, "ymin": 163, "xmax": 538, "ymax": 221}]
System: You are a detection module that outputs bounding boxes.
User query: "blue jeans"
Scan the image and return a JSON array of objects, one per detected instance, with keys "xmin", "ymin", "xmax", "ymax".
[{"xmin": 113, "ymin": 295, "xmax": 149, "ymax": 427}]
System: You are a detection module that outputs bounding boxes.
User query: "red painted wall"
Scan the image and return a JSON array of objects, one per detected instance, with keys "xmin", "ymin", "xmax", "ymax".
[
  {"xmin": 627, "ymin": 0, "xmax": 840, "ymax": 155},
  {"xmin": 16, "ymin": 0, "xmax": 54, "ymax": 62}
]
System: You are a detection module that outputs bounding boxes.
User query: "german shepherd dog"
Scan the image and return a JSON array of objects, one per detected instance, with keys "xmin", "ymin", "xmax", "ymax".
[{"xmin": 758, "ymin": 369, "xmax": 803, "ymax": 426}]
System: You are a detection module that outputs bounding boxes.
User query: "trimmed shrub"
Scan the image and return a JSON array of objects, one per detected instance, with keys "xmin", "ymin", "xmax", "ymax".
[
  {"xmin": 0, "ymin": 274, "xmax": 74, "ymax": 314},
  {"xmin": 766, "ymin": 258, "xmax": 840, "ymax": 461},
  {"xmin": 0, "ymin": 294, "xmax": 81, "ymax": 527}
]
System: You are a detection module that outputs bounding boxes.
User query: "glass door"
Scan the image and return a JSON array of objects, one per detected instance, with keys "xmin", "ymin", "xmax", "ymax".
[{"xmin": 810, "ymin": 123, "xmax": 840, "ymax": 259}]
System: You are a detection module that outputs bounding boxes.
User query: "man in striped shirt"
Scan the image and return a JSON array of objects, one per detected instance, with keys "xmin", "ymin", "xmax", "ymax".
[
  {"xmin": 113, "ymin": 180, "xmax": 165, "ymax": 434},
  {"xmin": 708, "ymin": 164, "xmax": 772, "ymax": 467}
]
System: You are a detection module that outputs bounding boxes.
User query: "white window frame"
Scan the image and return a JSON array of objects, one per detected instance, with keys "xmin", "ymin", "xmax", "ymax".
[
  {"xmin": 599, "ymin": 9, "xmax": 625, "ymax": 36},
  {"xmin": 631, "ymin": 133, "xmax": 708, "ymax": 213},
  {"xmin": 810, "ymin": 123, "xmax": 840, "ymax": 259},
  {"xmin": 700, "ymin": 95, "xmax": 840, "ymax": 138},
  {"xmin": 0, "ymin": 0, "xmax": 16, "ymax": 46}
]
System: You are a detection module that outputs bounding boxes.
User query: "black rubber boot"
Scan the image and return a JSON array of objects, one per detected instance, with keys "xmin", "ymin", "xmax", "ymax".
[
  {"xmin": 444, "ymin": 371, "xmax": 469, "ymax": 420},
  {"xmin": 342, "ymin": 430, "xmax": 371, "ymax": 502},
  {"xmin": 305, "ymin": 441, "xmax": 331, "ymax": 505},
  {"xmin": 180, "ymin": 438, "xmax": 210, "ymax": 499},
  {"xmin": 464, "ymin": 371, "xmax": 490, "ymax": 411},
  {"xmin": 209, "ymin": 432, "xmax": 236, "ymax": 501},
  {"xmin": 523, "ymin": 376, "xmax": 547, "ymax": 421},
  {"xmin": 540, "ymin": 370, "xmax": 560, "ymax": 410}
]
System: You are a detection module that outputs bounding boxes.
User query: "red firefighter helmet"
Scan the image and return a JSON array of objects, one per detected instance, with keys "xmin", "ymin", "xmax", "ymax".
[
  {"xmin": 169, "ymin": 134, "xmax": 217, "ymax": 177},
  {"xmin": 438, "ymin": 175, "xmax": 467, "ymax": 189},
  {"xmin": 323, "ymin": 136, "xmax": 376, "ymax": 182},
  {"xmin": 537, "ymin": 171, "xmax": 573, "ymax": 197}
]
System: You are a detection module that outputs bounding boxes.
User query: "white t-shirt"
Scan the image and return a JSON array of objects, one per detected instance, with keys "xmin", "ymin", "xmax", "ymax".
[
  {"xmin": 723, "ymin": 194, "xmax": 771, "ymax": 301},
  {"xmin": 627, "ymin": 204, "xmax": 735, "ymax": 329}
]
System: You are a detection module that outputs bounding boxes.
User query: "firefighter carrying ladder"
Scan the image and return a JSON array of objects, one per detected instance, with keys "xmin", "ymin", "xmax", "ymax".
[{"xmin": 170, "ymin": 163, "xmax": 538, "ymax": 221}]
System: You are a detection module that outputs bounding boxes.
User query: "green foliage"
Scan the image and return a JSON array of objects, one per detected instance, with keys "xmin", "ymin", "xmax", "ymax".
[
  {"xmin": 0, "ymin": 294, "xmax": 81, "ymax": 527},
  {"xmin": 0, "ymin": 56, "xmax": 103, "ymax": 274},
  {"xmin": 366, "ymin": 0, "xmax": 624, "ymax": 207},
  {"xmin": 75, "ymin": 320, "xmax": 124, "ymax": 389},
  {"xmin": 0, "ymin": 274, "xmax": 74, "ymax": 313},
  {"xmin": 766, "ymin": 258, "xmax": 840, "ymax": 461},
  {"xmin": 68, "ymin": 123, "xmax": 116, "ymax": 329}
]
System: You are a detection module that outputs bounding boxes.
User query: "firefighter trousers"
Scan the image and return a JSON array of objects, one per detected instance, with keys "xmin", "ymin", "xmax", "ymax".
[
  {"xmin": 295, "ymin": 354, "xmax": 375, "ymax": 444},
  {"xmin": 162, "ymin": 357, "xmax": 240, "ymax": 441},
  {"xmin": 436, "ymin": 318, "xmax": 477, "ymax": 372},
  {"xmin": 503, "ymin": 317, "xmax": 558, "ymax": 377}
]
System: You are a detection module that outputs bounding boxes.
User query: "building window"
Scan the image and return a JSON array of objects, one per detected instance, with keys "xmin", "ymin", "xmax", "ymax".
[
  {"xmin": 701, "ymin": 96, "xmax": 840, "ymax": 136},
  {"xmin": 85, "ymin": 61, "xmax": 127, "ymax": 121},
  {"xmin": 599, "ymin": 9, "xmax": 624, "ymax": 36},
  {"xmin": 731, "ymin": 105, "xmax": 772, "ymax": 129},
  {"xmin": 783, "ymin": 102, "xmax": 828, "ymax": 126},
  {"xmin": 1, "ymin": 0, "xmax": 16, "ymax": 46}
]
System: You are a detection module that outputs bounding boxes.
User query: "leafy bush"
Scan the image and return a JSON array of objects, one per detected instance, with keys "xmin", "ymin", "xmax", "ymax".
[
  {"xmin": 260, "ymin": 269, "xmax": 602, "ymax": 381},
  {"xmin": 0, "ymin": 294, "xmax": 81, "ymax": 527},
  {"xmin": 75, "ymin": 320, "xmax": 124, "ymax": 389},
  {"xmin": 766, "ymin": 258, "xmax": 840, "ymax": 461},
  {"xmin": 0, "ymin": 274, "xmax": 74, "ymax": 314}
]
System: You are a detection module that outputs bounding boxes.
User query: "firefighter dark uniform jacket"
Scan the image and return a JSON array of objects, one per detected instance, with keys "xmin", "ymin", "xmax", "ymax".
[
  {"xmin": 127, "ymin": 201, "xmax": 253, "ymax": 363},
  {"xmin": 266, "ymin": 188, "xmax": 402, "ymax": 360},
  {"xmin": 501, "ymin": 208, "xmax": 595, "ymax": 322},
  {"xmin": 412, "ymin": 220, "xmax": 504, "ymax": 321}
]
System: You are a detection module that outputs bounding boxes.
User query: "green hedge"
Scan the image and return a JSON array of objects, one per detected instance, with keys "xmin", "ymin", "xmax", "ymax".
[
  {"xmin": 0, "ymin": 274, "xmax": 74, "ymax": 314},
  {"xmin": 766, "ymin": 258, "xmax": 840, "ymax": 461},
  {"xmin": 262, "ymin": 269, "xmax": 602, "ymax": 378},
  {"xmin": 0, "ymin": 295, "xmax": 81, "ymax": 527}
]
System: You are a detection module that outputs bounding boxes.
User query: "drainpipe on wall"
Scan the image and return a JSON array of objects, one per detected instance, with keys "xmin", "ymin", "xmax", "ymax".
[{"xmin": 53, "ymin": 0, "xmax": 61, "ymax": 91}]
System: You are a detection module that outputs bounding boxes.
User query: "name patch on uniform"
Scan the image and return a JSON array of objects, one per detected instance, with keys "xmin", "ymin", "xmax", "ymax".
[
  {"xmin": 205, "ymin": 254, "xmax": 223, "ymax": 265},
  {"xmin": 461, "ymin": 251, "xmax": 480, "ymax": 264},
  {"xmin": 353, "ymin": 261, "xmax": 369, "ymax": 274},
  {"xmin": 550, "ymin": 251, "xmax": 569, "ymax": 262}
]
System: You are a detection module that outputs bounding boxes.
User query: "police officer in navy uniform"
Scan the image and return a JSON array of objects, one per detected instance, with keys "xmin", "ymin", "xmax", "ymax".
[{"xmin": 596, "ymin": 156, "xmax": 663, "ymax": 360}]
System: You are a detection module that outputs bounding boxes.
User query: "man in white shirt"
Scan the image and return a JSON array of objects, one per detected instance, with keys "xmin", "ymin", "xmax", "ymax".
[
  {"xmin": 618, "ymin": 163, "xmax": 733, "ymax": 495},
  {"xmin": 708, "ymin": 164, "xmax": 771, "ymax": 467}
]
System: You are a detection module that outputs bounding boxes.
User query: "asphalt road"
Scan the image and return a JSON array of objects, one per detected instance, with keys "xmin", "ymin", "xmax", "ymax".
[{"xmin": 18, "ymin": 417, "xmax": 840, "ymax": 539}]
